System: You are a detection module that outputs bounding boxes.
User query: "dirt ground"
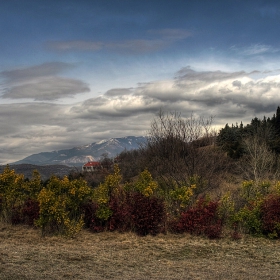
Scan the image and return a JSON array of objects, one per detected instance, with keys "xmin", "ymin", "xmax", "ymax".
[{"xmin": 1, "ymin": 223, "xmax": 280, "ymax": 280}]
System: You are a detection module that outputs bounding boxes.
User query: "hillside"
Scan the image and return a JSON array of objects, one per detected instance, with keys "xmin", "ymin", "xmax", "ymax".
[{"xmin": 0, "ymin": 164, "xmax": 75, "ymax": 181}]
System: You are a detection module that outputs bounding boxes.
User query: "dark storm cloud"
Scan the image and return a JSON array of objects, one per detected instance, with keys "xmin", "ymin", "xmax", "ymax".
[
  {"xmin": 1, "ymin": 63, "xmax": 90, "ymax": 100},
  {"xmin": 175, "ymin": 67, "xmax": 248, "ymax": 82},
  {"xmin": 45, "ymin": 41, "xmax": 103, "ymax": 52},
  {"xmin": 46, "ymin": 29, "xmax": 191, "ymax": 54},
  {"xmin": 2, "ymin": 77, "xmax": 90, "ymax": 100},
  {"xmin": 47, "ymin": 39, "xmax": 167, "ymax": 54},
  {"xmin": 147, "ymin": 29, "xmax": 192, "ymax": 40},
  {"xmin": 105, "ymin": 88, "xmax": 133, "ymax": 97},
  {"xmin": 1, "ymin": 62, "xmax": 74, "ymax": 82}
]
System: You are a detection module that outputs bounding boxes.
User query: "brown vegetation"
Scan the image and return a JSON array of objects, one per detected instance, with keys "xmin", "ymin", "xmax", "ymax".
[{"xmin": 1, "ymin": 222, "xmax": 280, "ymax": 280}]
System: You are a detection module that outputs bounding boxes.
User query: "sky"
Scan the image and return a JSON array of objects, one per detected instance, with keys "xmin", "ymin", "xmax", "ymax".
[{"xmin": 1, "ymin": 0, "xmax": 280, "ymax": 164}]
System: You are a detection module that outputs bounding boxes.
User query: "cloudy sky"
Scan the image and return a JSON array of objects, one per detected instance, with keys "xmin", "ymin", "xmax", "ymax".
[{"xmin": 1, "ymin": 0, "xmax": 280, "ymax": 163}]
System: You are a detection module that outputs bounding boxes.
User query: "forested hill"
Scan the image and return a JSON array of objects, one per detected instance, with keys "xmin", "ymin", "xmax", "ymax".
[{"xmin": 216, "ymin": 106, "xmax": 280, "ymax": 158}]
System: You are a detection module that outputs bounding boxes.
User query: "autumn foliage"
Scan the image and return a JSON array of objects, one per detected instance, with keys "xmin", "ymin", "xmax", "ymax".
[{"xmin": 4, "ymin": 162, "xmax": 280, "ymax": 240}]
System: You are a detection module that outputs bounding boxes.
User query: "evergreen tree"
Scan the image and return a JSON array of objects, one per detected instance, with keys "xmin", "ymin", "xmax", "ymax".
[{"xmin": 216, "ymin": 106, "xmax": 280, "ymax": 157}]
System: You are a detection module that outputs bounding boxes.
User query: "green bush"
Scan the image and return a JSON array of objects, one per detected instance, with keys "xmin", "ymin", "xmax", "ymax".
[{"xmin": 233, "ymin": 201, "xmax": 263, "ymax": 235}]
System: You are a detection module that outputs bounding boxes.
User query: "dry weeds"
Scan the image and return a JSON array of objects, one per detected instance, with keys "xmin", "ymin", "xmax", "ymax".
[{"xmin": 1, "ymin": 223, "xmax": 280, "ymax": 279}]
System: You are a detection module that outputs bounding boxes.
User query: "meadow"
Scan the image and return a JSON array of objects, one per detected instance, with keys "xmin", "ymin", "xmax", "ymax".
[{"xmin": 1, "ymin": 222, "xmax": 280, "ymax": 280}]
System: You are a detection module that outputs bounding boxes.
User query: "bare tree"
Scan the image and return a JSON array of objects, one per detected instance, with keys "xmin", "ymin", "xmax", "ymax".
[
  {"xmin": 240, "ymin": 132, "xmax": 278, "ymax": 184},
  {"xmin": 141, "ymin": 110, "xmax": 228, "ymax": 196}
]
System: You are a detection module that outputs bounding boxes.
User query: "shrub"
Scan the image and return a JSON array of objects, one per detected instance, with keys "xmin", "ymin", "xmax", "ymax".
[
  {"xmin": 0, "ymin": 167, "xmax": 42, "ymax": 223},
  {"xmin": 0, "ymin": 166, "xmax": 27, "ymax": 222},
  {"xmin": 92, "ymin": 165, "xmax": 122, "ymax": 221},
  {"xmin": 82, "ymin": 201, "xmax": 108, "ymax": 232},
  {"xmin": 261, "ymin": 194, "xmax": 280, "ymax": 238},
  {"xmin": 89, "ymin": 167, "xmax": 167, "ymax": 235},
  {"xmin": 218, "ymin": 192, "xmax": 235, "ymax": 225},
  {"xmin": 108, "ymin": 188, "xmax": 132, "ymax": 232},
  {"xmin": 106, "ymin": 188, "xmax": 166, "ymax": 235},
  {"xmin": 230, "ymin": 222, "xmax": 242, "ymax": 240},
  {"xmin": 11, "ymin": 205, "xmax": 22, "ymax": 225},
  {"xmin": 241, "ymin": 180, "xmax": 271, "ymax": 201},
  {"xmin": 10, "ymin": 198, "xmax": 40, "ymax": 226},
  {"xmin": 171, "ymin": 198, "xmax": 222, "ymax": 239},
  {"xmin": 36, "ymin": 176, "xmax": 91, "ymax": 237},
  {"xmin": 231, "ymin": 180, "xmax": 270, "ymax": 237},
  {"xmin": 129, "ymin": 192, "xmax": 166, "ymax": 236},
  {"xmin": 21, "ymin": 198, "xmax": 40, "ymax": 226},
  {"xmin": 165, "ymin": 181, "xmax": 196, "ymax": 218},
  {"xmin": 133, "ymin": 169, "xmax": 158, "ymax": 197},
  {"xmin": 233, "ymin": 200, "xmax": 263, "ymax": 236}
]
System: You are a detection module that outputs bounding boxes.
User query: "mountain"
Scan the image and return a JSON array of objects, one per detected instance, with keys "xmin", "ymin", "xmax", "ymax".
[{"xmin": 12, "ymin": 136, "xmax": 146, "ymax": 167}]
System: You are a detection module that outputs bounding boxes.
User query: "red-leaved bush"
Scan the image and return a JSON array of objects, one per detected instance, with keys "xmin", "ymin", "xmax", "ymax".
[
  {"xmin": 11, "ymin": 199, "xmax": 40, "ymax": 226},
  {"xmin": 170, "ymin": 198, "xmax": 223, "ymax": 239},
  {"xmin": 108, "ymin": 190, "xmax": 166, "ymax": 236},
  {"xmin": 21, "ymin": 199, "xmax": 40, "ymax": 226},
  {"xmin": 230, "ymin": 222, "xmax": 242, "ymax": 240},
  {"xmin": 82, "ymin": 189, "xmax": 166, "ymax": 236},
  {"xmin": 11, "ymin": 206, "xmax": 22, "ymax": 225},
  {"xmin": 108, "ymin": 189, "xmax": 132, "ymax": 232},
  {"xmin": 129, "ymin": 192, "xmax": 166, "ymax": 236},
  {"xmin": 261, "ymin": 194, "xmax": 280, "ymax": 237},
  {"xmin": 82, "ymin": 202, "xmax": 106, "ymax": 232}
]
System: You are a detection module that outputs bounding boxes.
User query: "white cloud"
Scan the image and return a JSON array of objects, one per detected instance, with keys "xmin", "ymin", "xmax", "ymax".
[
  {"xmin": 1, "ymin": 67, "xmax": 280, "ymax": 164},
  {"xmin": 231, "ymin": 44, "xmax": 280, "ymax": 56}
]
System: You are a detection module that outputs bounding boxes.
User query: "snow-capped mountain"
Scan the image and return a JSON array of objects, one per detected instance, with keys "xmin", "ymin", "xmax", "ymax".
[{"xmin": 12, "ymin": 136, "xmax": 146, "ymax": 166}]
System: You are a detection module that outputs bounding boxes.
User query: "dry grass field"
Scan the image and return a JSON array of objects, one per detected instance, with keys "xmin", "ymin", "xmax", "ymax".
[{"xmin": 1, "ymin": 223, "xmax": 280, "ymax": 280}]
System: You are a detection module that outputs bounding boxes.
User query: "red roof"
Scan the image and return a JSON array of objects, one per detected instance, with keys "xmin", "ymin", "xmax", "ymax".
[{"xmin": 83, "ymin": 161, "xmax": 100, "ymax": 167}]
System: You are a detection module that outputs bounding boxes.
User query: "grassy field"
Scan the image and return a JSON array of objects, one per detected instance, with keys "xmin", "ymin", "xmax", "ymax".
[{"xmin": 1, "ymin": 223, "xmax": 280, "ymax": 280}]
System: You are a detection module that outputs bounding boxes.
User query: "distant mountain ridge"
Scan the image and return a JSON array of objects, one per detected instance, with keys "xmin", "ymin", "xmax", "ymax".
[
  {"xmin": 13, "ymin": 136, "xmax": 146, "ymax": 166},
  {"xmin": 0, "ymin": 164, "xmax": 74, "ymax": 181}
]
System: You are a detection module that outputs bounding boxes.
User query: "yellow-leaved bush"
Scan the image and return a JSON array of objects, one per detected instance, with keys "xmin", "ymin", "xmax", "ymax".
[
  {"xmin": 36, "ymin": 175, "xmax": 91, "ymax": 237},
  {"xmin": 0, "ymin": 166, "xmax": 42, "ymax": 222},
  {"xmin": 218, "ymin": 191, "xmax": 235, "ymax": 225},
  {"xmin": 133, "ymin": 169, "xmax": 158, "ymax": 197},
  {"xmin": 169, "ymin": 183, "xmax": 196, "ymax": 209},
  {"xmin": 241, "ymin": 180, "xmax": 271, "ymax": 201},
  {"xmin": 92, "ymin": 165, "xmax": 122, "ymax": 220},
  {"xmin": 161, "ymin": 176, "xmax": 200, "ymax": 217}
]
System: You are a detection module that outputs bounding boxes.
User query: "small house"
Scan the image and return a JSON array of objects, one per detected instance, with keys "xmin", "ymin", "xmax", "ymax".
[{"xmin": 82, "ymin": 161, "xmax": 101, "ymax": 172}]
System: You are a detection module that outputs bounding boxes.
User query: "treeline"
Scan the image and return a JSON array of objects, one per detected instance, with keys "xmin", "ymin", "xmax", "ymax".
[
  {"xmin": 216, "ymin": 107, "xmax": 280, "ymax": 184},
  {"xmin": 216, "ymin": 106, "xmax": 280, "ymax": 158}
]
